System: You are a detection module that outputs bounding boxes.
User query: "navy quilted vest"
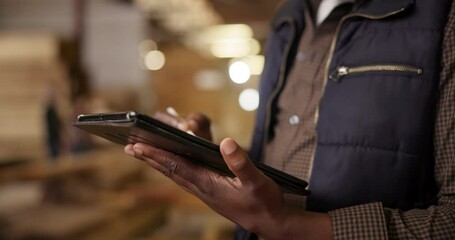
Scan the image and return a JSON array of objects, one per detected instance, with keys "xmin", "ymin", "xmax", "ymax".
[
  {"xmin": 239, "ymin": 0, "xmax": 452, "ymax": 239},
  {"xmin": 306, "ymin": 0, "xmax": 452, "ymax": 212}
]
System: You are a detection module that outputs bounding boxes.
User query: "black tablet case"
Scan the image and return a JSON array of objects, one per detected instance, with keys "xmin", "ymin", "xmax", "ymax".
[{"xmin": 73, "ymin": 111, "xmax": 309, "ymax": 195}]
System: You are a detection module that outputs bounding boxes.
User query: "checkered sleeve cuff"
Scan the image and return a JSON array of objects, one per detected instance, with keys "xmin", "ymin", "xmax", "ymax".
[{"xmin": 328, "ymin": 202, "xmax": 388, "ymax": 240}]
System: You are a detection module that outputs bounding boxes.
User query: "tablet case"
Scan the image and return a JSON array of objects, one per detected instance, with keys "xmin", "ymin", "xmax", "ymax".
[{"xmin": 73, "ymin": 111, "xmax": 309, "ymax": 195}]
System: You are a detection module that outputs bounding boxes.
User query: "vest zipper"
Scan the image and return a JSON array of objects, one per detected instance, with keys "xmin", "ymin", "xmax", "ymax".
[
  {"xmin": 329, "ymin": 64, "xmax": 423, "ymax": 82},
  {"xmin": 260, "ymin": 4, "xmax": 411, "ymax": 192},
  {"xmin": 322, "ymin": 7, "xmax": 410, "ymax": 87}
]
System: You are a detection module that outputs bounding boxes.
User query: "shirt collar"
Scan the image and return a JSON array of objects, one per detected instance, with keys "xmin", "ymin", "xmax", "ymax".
[{"xmin": 316, "ymin": 0, "xmax": 356, "ymax": 25}]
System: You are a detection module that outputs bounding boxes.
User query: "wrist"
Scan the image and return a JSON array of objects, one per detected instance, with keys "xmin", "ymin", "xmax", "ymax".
[{"xmin": 256, "ymin": 206, "xmax": 334, "ymax": 240}]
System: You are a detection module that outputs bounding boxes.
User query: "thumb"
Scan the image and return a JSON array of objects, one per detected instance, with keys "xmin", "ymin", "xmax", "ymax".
[{"xmin": 220, "ymin": 138, "xmax": 262, "ymax": 184}]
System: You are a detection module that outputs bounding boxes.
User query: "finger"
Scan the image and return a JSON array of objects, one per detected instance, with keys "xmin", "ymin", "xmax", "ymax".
[
  {"xmin": 155, "ymin": 110, "xmax": 192, "ymax": 132},
  {"xmin": 220, "ymin": 138, "xmax": 263, "ymax": 185},
  {"xmin": 132, "ymin": 143, "xmax": 221, "ymax": 195},
  {"xmin": 186, "ymin": 112, "xmax": 211, "ymax": 131},
  {"xmin": 124, "ymin": 144, "xmax": 140, "ymax": 159},
  {"xmin": 125, "ymin": 144, "xmax": 148, "ymax": 163},
  {"xmin": 153, "ymin": 111, "xmax": 184, "ymax": 129},
  {"xmin": 138, "ymin": 152, "xmax": 201, "ymax": 195},
  {"xmin": 132, "ymin": 143, "xmax": 178, "ymax": 178},
  {"xmin": 186, "ymin": 112, "xmax": 212, "ymax": 141},
  {"xmin": 143, "ymin": 156, "xmax": 201, "ymax": 194},
  {"xmin": 138, "ymin": 151, "xmax": 167, "ymax": 172}
]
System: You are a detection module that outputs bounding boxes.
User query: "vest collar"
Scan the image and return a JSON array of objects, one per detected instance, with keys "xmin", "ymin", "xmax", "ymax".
[
  {"xmin": 355, "ymin": 0, "xmax": 414, "ymax": 17},
  {"xmin": 271, "ymin": 0, "xmax": 308, "ymax": 30},
  {"xmin": 271, "ymin": 0, "xmax": 415, "ymax": 30}
]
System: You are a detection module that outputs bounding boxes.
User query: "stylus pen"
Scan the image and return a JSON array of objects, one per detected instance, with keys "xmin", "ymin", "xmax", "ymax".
[{"xmin": 166, "ymin": 107, "xmax": 196, "ymax": 135}]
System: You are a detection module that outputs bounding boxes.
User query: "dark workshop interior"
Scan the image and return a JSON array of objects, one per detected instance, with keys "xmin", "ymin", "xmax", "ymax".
[{"xmin": 0, "ymin": 0, "xmax": 282, "ymax": 239}]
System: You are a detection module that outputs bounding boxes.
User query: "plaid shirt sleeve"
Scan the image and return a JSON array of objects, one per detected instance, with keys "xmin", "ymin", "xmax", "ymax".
[{"xmin": 328, "ymin": 2, "xmax": 455, "ymax": 239}]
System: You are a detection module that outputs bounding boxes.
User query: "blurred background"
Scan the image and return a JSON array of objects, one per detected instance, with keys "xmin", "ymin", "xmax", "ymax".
[{"xmin": 0, "ymin": 0, "xmax": 282, "ymax": 239}]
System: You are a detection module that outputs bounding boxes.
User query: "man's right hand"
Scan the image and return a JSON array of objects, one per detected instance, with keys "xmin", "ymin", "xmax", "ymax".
[{"xmin": 153, "ymin": 110, "xmax": 212, "ymax": 141}]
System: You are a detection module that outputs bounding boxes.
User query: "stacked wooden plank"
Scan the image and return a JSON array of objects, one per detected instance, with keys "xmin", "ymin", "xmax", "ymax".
[
  {"xmin": 0, "ymin": 32, "xmax": 71, "ymax": 163},
  {"xmin": 1, "ymin": 147, "xmax": 168, "ymax": 240}
]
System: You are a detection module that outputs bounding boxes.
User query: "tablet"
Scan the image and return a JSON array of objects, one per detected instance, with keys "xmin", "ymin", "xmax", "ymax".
[{"xmin": 73, "ymin": 111, "xmax": 309, "ymax": 195}]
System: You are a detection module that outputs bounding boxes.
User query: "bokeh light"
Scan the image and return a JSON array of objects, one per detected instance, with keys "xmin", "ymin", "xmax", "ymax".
[
  {"xmin": 238, "ymin": 88, "xmax": 259, "ymax": 111},
  {"xmin": 144, "ymin": 50, "xmax": 165, "ymax": 70},
  {"xmin": 229, "ymin": 61, "xmax": 251, "ymax": 84},
  {"xmin": 138, "ymin": 39, "xmax": 157, "ymax": 56}
]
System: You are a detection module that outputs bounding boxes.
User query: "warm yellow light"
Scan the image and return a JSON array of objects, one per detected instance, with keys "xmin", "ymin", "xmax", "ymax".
[
  {"xmin": 184, "ymin": 24, "xmax": 260, "ymax": 58},
  {"xmin": 144, "ymin": 50, "xmax": 165, "ymax": 70},
  {"xmin": 210, "ymin": 38, "xmax": 260, "ymax": 58},
  {"xmin": 230, "ymin": 55, "xmax": 264, "ymax": 75},
  {"xmin": 204, "ymin": 24, "xmax": 252, "ymax": 40},
  {"xmin": 229, "ymin": 61, "xmax": 251, "ymax": 84},
  {"xmin": 239, "ymin": 89, "xmax": 259, "ymax": 111},
  {"xmin": 138, "ymin": 39, "xmax": 157, "ymax": 56}
]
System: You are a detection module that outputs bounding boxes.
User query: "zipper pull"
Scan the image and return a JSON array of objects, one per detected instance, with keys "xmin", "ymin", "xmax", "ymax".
[{"xmin": 329, "ymin": 66, "xmax": 349, "ymax": 82}]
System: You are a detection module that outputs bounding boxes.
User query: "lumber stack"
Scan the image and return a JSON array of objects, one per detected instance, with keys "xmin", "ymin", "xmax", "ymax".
[{"xmin": 0, "ymin": 32, "xmax": 71, "ymax": 163}]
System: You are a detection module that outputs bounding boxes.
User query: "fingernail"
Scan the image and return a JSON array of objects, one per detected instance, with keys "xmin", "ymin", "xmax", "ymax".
[
  {"xmin": 222, "ymin": 139, "xmax": 237, "ymax": 155},
  {"xmin": 125, "ymin": 147, "xmax": 134, "ymax": 156}
]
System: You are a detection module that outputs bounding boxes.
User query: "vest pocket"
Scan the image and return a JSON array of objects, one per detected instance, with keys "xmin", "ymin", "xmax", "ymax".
[{"xmin": 329, "ymin": 64, "xmax": 423, "ymax": 82}]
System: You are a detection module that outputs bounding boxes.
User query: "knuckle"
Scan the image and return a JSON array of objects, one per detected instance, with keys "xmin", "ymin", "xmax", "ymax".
[
  {"xmin": 163, "ymin": 156, "xmax": 179, "ymax": 178},
  {"xmin": 198, "ymin": 173, "xmax": 219, "ymax": 196},
  {"xmin": 231, "ymin": 158, "xmax": 248, "ymax": 172}
]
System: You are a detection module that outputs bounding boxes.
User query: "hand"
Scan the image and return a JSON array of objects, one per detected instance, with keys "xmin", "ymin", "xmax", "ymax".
[
  {"xmin": 125, "ymin": 138, "xmax": 287, "ymax": 237},
  {"xmin": 154, "ymin": 110, "xmax": 212, "ymax": 141},
  {"xmin": 124, "ymin": 138, "xmax": 333, "ymax": 240}
]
